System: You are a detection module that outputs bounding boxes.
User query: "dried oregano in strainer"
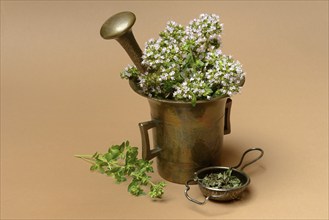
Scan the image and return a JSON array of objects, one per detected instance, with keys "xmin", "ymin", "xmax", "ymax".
[{"xmin": 200, "ymin": 168, "xmax": 242, "ymax": 189}]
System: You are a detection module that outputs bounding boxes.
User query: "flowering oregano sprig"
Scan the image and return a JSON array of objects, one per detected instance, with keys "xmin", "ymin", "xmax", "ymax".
[{"xmin": 121, "ymin": 13, "xmax": 245, "ymax": 105}]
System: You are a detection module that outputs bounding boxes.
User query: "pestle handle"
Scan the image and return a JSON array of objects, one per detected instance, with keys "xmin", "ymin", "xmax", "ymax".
[{"xmin": 100, "ymin": 11, "xmax": 146, "ymax": 73}]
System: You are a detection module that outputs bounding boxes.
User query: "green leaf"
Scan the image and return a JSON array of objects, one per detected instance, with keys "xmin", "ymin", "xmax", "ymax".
[
  {"xmin": 195, "ymin": 59, "xmax": 204, "ymax": 67},
  {"xmin": 149, "ymin": 182, "xmax": 166, "ymax": 198},
  {"xmin": 114, "ymin": 171, "xmax": 127, "ymax": 183},
  {"xmin": 103, "ymin": 152, "xmax": 112, "ymax": 161},
  {"xmin": 128, "ymin": 180, "xmax": 145, "ymax": 196},
  {"xmin": 203, "ymin": 88, "xmax": 213, "ymax": 96},
  {"xmin": 125, "ymin": 147, "xmax": 138, "ymax": 164},
  {"xmin": 92, "ymin": 152, "xmax": 99, "ymax": 158},
  {"xmin": 90, "ymin": 164, "xmax": 98, "ymax": 171},
  {"xmin": 110, "ymin": 149, "xmax": 120, "ymax": 160}
]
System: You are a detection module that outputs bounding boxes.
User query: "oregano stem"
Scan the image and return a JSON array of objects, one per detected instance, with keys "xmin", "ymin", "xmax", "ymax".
[{"xmin": 74, "ymin": 155, "xmax": 96, "ymax": 165}]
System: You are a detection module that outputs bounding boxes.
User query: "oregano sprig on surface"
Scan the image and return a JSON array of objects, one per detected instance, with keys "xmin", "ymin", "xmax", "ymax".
[{"xmin": 75, "ymin": 141, "xmax": 166, "ymax": 199}]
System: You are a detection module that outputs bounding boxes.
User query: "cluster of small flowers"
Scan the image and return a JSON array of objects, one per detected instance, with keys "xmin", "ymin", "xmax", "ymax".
[
  {"xmin": 141, "ymin": 21, "xmax": 184, "ymax": 72},
  {"xmin": 121, "ymin": 13, "xmax": 245, "ymax": 104},
  {"xmin": 185, "ymin": 13, "xmax": 223, "ymax": 54}
]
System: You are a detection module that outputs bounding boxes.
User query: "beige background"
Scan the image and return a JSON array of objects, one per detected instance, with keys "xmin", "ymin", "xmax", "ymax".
[{"xmin": 1, "ymin": 1, "xmax": 328, "ymax": 219}]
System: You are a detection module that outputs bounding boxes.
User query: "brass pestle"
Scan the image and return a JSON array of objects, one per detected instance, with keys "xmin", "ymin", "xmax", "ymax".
[{"xmin": 100, "ymin": 11, "xmax": 146, "ymax": 73}]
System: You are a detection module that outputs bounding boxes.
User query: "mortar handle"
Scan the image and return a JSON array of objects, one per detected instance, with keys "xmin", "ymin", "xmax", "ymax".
[
  {"xmin": 233, "ymin": 148, "xmax": 264, "ymax": 171},
  {"xmin": 224, "ymin": 98, "xmax": 232, "ymax": 135},
  {"xmin": 139, "ymin": 120, "xmax": 162, "ymax": 160}
]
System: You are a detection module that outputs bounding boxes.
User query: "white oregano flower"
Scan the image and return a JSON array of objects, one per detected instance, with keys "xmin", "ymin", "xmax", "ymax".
[{"xmin": 120, "ymin": 13, "xmax": 245, "ymax": 105}]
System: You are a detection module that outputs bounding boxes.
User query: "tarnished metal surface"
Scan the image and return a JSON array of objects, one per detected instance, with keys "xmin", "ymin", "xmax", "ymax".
[
  {"xmin": 150, "ymin": 98, "xmax": 229, "ymax": 184},
  {"xmin": 100, "ymin": 11, "xmax": 146, "ymax": 73},
  {"xmin": 133, "ymin": 81, "xmax": 232, "ymax": 184}
]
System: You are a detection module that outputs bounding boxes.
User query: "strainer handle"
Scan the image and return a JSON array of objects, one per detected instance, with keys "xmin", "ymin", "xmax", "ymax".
[
  {"xmin": 184, "ymin": 179, "xmax": 209, "ymax": 205},
  {"xmin": 233, "ymin": 148, "xmax": 264, "ymax": 171}
]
